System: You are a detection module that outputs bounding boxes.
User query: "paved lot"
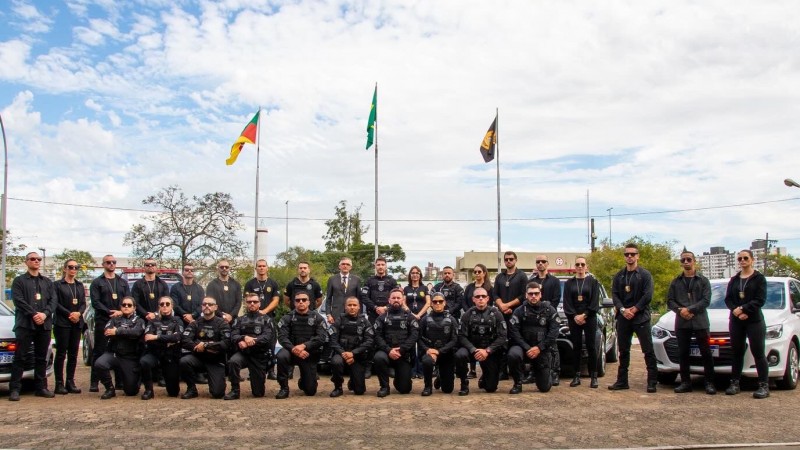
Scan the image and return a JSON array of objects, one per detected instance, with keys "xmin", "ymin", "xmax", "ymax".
[{"xmin": 1, "ymin": 349, "xmax": 798, "ymax": 449}]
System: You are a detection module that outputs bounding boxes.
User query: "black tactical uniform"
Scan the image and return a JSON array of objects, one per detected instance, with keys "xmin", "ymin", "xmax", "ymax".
[
  {"xmin": 170, "ymin": 282, "xmax": 205, "ymax": 324},
  {"xmin": 244, "ymin": 277, "xmax": 281, "ymax": 316},
  {"xmin": 418, "ymin": 310, "xmax": 459, "ymax": 394},
  {"xmin": 431, "ymin": 281, "xmax": 465, "ymax": 318},
  {"xmin": 454, "ymin": 306, "xmax": 507, "ymax": 394},
  {"xmin": 329, "ymin": 313, "xmax": 374, "ymax": 396},
  {"xmin": 373, "ymin": 306, "xmax": 419, "ymax": 396},
  {"xmin": 88, "ymin": 274, "xmax": 129, "ymax": 388},
  {"xmin": 131, "ymin": 277, "xmax": 171, "ymax": 320},
  {"xmin": 361, "ymin": 274, "xmax": 399, "ymax": 322},
  {"xmin": 140, "ymin": 313, "xmax": 184, "ymax": 398},
  {"xmin": 529, "ymin": 272, "xmax": 562, "ymax": 383},
  {"xmin": 226, "ymin": 311, "xmax": 276, "ymax": 399},
  {"xmin": 276, "ymin": 310, "xmax": 328, "ymax": 397},
  {"xmin": 508, "ymin": 300, "xmax": 559, "ymax": 393},
  {"xmin": 94, "ymin": 313, "xmax": 145, "ymax": 397},
  {"xmin": 10, "ymin": 272, "xmax": 57, "ymax": 397},
  {"xmin": 180, "ymin": 316, "xmax": 230, "ymax": 399}
]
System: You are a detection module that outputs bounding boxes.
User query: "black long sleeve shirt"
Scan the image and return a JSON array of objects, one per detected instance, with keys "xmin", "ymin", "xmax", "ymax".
[
  {"xmin": 54, "ymin": 278, "xmax": 86, "ymax": 328},
  {"xmin": 11, "ymin": 272, "xmax": 57, "ymax": 330}
]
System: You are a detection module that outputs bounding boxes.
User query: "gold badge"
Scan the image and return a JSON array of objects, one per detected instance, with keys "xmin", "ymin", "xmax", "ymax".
[
  {"xmin": 199, "ymin": 330, "xmax": 205, "ymax": 337},
  {"xmin": 187, "ymin": 295, "xmax": 192, "ymax": 301},
  {"xmin": 577, "ymin": 295, "xmax": 584, "ymax": 302},
  {"xmin": 625, "ymin": 286, "xmax": 631, "ymax": 293},
  {"xmin": 112, "ymin": 293, "xmax": 118, "ymax": 300},
  {"xmin": 224, "ymin": 286, "xmax": 229, "ymax": 291},
  {"xmin": 35, "ymin": 293, "xmax": 41, "ymax": 300},
  {"xmin": 266, "ymin": 287, "xmax": 272, "ymax": 293},
  {"xmin": 72, "ymin": 298, "xmax": 78, "ymax": 305},
  {"xmin": 149, "ymin": 293, "xmax": 155, "ymax": 299},
  {"xmin": 739, "ymin": 291, "xmax": 745, "ymax": 299}
]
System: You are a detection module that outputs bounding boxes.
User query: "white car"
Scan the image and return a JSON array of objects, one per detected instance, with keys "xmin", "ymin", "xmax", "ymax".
[
  {"xmin": 0, "ymin": 300, "xmax": 55, "ymax": 385},
  {"xmin": 652, "ymin": 276, "xmax": 800, "ymax": 389}
]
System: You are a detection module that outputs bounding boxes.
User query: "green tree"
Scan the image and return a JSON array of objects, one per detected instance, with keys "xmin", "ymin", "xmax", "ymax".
[
  {"xmin": 764, "ymin": 253, "xmax": 800, "ymax": 278},
  {"xmin": 322, "ymin": 200, "xmax": 368, "ymax": 252},
  {"xmin": 588, "ymin": 237, "xmax": 682, "ymax": 313},
  {"xmin": 123, "ymin": 186, "xmax": 248, "ymax": 269},
  {"xmin": 1, "ymin": 229, "xmax": 28, "ymax": 288},
  {"xmin": 52, "ymin": 249, "xmax": 95, "ymax": 280}
]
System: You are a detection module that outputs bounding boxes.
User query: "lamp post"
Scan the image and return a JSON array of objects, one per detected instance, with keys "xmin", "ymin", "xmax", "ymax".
[
  {"xmin": 606, "ymin": 207, "xmax": 613, "ymax": 246},
  {"xmin": 0, "ymin": 114, "xmax": 8, "ymax": 299},
  {"xmin": 285, "ymin": 200, "xmax": 289, "ymax": 254},
  {"xmin": 785, "ymin": 178, "xmax": 800, "ymax": 189}
]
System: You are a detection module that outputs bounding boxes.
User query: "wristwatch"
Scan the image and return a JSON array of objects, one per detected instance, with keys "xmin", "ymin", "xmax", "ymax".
[{"xmin": 620, "ymin": 307, "xmax": 626, "ymax": 313}]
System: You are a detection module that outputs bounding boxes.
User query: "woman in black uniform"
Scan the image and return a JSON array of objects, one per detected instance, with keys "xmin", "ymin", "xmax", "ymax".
[{"xmin": 563, "ymin": 256, "xmax": 601, "ymax": 388}]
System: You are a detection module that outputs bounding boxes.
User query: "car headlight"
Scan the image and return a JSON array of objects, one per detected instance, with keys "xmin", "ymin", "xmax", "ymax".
[
  {"xmin": 765, "ymin": 324, "xmax": 783, "ymax": 340},
  {"xmin": 651, "ymin": 326, "xmax": 672, "ymax": 339}
]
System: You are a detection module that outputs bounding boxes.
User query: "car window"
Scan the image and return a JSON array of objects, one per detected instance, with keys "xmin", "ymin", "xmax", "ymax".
[
  {"xmin": 0, "ymin": 301, "xmax": 12, "ymax": 315},
  {"xmin": 708, "ymin": 281, "xmax": 785, "ymax": 310},
  {"xmin": 789, "ymin": 281, "xmax": 800, "ymax": 307}
]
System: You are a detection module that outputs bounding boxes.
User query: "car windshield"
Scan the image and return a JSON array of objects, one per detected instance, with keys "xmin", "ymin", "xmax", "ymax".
[
  {"xmin": 0, "ymin": 301, "xmax": 13, "ymax": 316},
  {"xmin": 708, "ymin": 281, "xmax": 784, "ymax": 310}
]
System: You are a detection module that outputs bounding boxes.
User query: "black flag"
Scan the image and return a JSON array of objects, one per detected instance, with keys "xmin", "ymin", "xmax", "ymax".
[{"xmin": 480, "ymin": 116, "xmax": 497, "ymax": 163}]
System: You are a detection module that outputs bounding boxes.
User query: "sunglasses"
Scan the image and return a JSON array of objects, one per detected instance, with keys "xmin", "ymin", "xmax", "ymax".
[
  {"xmin": 624, "ymin": 252, "xmax": 638, "ymax": 257},
  {"xmin": 104, "ymin": 260, "xmax": 117, "ymax": 265},
  {"xmin": 201, "ymin": 302, "xmax": 216, "ymax": 307},
  {"xmin": 218, "ymin": 265, "xmax": 229, "ymax": 269},
  {"xmin": 575, "ymin": 263, "xmax": 586, "ymax": 267},
  {"xmin": 295, "ymin": 298, "xmax": 310, "ymax": 303},
  {"xmin": 245, "ymin": 300, "xmax": 260, "ymax": 304},
  {"xmin": 144, "ymin": 263, "xmax": 156, "ymax": 267},
  {"xmin": 680, "ymin": 258, "xmax": 694, "ymax": 263},
  {"xmin": 527, "ymin": 291, "xmax": 542, "ymax": 296},
  {"xmin": 410, "ymin": 272, "xmax": 420, "ymax": 275},
  {"xmin": 473, "ymin": 270, "xmax": 483, "ymax": 274},
  {"xmin": 28, "ymin": 257, "xmax": 42, "ymax": 262},
  {"xmin": 473, "ymin": 294, "xmax": 489, "ymax": 299},
  {"xmin": 536, "ymin": 260, "xmax": 548, "ymax": 264},
  {"xmin": 184, "ymin": 268, "xmax": 194, "ymax": 272},
  {"xmin": 159, "ymin": 302, "xmax": 171, "ymax": 307},
  {"xmin": 737, "ymin": 256, "xmax": 750, "ymax": 261},
  {"xmin": 504, "ymin": 258, "xmax": 515, "ymax": 262},
  {"xmin": 431, "ymin": 300, "xmax": 445, "ymax": 304},
  {"xmin": 66, "ymin": 265, "xmax": 79, "ymax": 270},
  {"xmin": 121, "ymin": 303, "xmax": 134, "ymax": 308}
]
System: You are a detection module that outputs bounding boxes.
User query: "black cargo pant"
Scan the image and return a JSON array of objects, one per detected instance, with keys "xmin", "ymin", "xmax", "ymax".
[
  {"xmin": 616, "ymin": 318, "xmax": 657, "ymax": 383},
  {"xmin": 455, "ymin": 347, "xmax": 503, "ymax": 392},
  {"xmin": 228, "ymin": 351, "xmax": 269, "ymax": 397},
  {"xmin": 95, "ymin": 352, "xmax": 141, "ymax": 396},
  {"xmin": 140, "ymin": 352, "xmax": 181, "ymax": 397},
  {"xmin": 276, "ymin": 350, "xmax": 320, "ymax": 395},
  {"xmin": 373, "ymin": 350, "xmax": 413, "ymax": 394},
  {"xmin": 508, "ymin": 345, "xmax": 553, "ymax": 392},
  {"xmin": 421, "ymin": 352, "xmax": 456, "ymax": 393},
  {"xmin": 180, "ymin": 354, "xmax": 226, "ymax": 398},
  {"xmin": 9, "ymin": 326, "xmax": 51, "ymax": 392},
  {"xmin": 330, "ymin": 353, "xmax": 369, "ymax": 395}
]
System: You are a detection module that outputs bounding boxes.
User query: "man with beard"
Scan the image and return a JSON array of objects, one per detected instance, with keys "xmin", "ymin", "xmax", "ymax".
[{"xmin": 373, "ymin": 288, "xmax": 419, "ymax": 397}]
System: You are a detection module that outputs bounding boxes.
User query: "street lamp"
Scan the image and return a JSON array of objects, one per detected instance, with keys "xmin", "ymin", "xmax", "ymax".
[
  {"xmin": 285, "ymin": 200, "xmax": 289, "ymax": 254},
  {"xmin": 785, "ymin": 178, "xmax": 800, "ymax": 189},
  {"xmin": 0, "ymin": 114, "xmax": 8, "ymax": 299},
  {"xmin": 606, "ymin": 207, "xmax": 613, "ymax": 246}
]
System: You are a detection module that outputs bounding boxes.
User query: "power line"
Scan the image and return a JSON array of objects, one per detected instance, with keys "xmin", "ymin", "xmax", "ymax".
[{"xmin": 9, "ymin": 195, "xmax": 800, "ymax": 223}]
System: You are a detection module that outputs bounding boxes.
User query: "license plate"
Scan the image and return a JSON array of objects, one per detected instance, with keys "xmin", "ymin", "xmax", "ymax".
[
  {"xmin": 690, "ymin": 345, "xmax": 719, "ymax": 357},
  {"xmin": 0, "ymin": 352, "xmax": 13, "ymax": 364}
]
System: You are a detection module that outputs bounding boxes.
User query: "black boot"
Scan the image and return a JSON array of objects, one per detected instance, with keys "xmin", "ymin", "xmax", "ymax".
[
  {"xmin": 673, "ymin": 382, "xmax": 692, "ymax": 393},
  {"xmin": 705, "ymin": 382, "xmax": 717, "ymax": 395},
  {"xmin": 421, "ymin": 385, "xmax": 432, "ymax": 396},
  {"xmin": 89, "ymin": 380, "xmax": 99, "ymax": 393},
  {"xmin": 181, "ymin": 385, "xmax": 198, "ymax": 399},
  {"xmin": 66, "ymin": 380, "xmax": 82, "ymax": 394},
  {"xmin": 551, "ymin": 372, "xmax": 560, "ymax": 387},
  {"xmin": 590, "ymin": 373, "xmax": 599, "ymax": 389},
  {"xmin": 275, "ymin": 383, "xmax": 289, "ymax": 399},
  {"xmin": 458, "ymin": 379, "xmax": 469, "ymax": 396},
  {"xmin": 55, "ymin": 381, "xmax": 68, "ymax": 395},
  {"xmin": 377, "ymin": 385, "xmax": 390, "ymax": 398},
  {"xmin": 753, "ymin": 382, "xmax": 769, "ymax": 399},
  {"xmin": 223, "ymin": 383, "xmax": 240, "ymax": 400},
  {"xmin": 100, "ymin": 385, "xmax": 116, "ymax": 400},
  {"xmin": 330, "ymin": 385, "xmax": 344, "ymax": 398},
  {"xmin": 509, "ymin": 384, "xmax": 522, "ymax": 394},
  {"xmin": 569, "ymin": 376, "xmax": 581, "ymax": 387},
  {"xmin": 725, "ymin": 379, "xmax": 740, "ymax": 395},
  {"xmin": 141, "ymin": 390, "xmax": 154, "ymax": 400}
]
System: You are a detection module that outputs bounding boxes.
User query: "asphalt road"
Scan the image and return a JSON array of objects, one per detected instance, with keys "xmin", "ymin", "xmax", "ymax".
[{"xmin": 1, "ymin": 348, "xmax": 798, "ymax": 449}]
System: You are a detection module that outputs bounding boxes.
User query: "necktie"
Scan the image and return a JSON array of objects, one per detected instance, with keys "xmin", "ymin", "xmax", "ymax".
[{"xmin": 343, "ymin": 276, "xmax": 348, "ymax": 291}]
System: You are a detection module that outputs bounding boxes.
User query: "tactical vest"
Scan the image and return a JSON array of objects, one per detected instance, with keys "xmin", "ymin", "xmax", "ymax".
[
  {"xmin": 467, "ymin": 308, "xmax": 498, "ymax": 349},
  {"xmin": 365, "ymin": 277, "xmax": 392, "ymax": 307},
  {"xmin": 110, "ymin": 315, "xmax": 141, "ymax": 358},
  {"xmin": 289, "ymin": 312, "xmax": 318, "ymax": 345},
  {"xmin": 520, "ymin": 304, "xmax": 550, "ymax": 346},
  {"xmin": 422, "ymin": 313, "xmax": 454, "ymax": 349},
  {"xmin": 148, "ymin": 316, "xmax": 182, "ymax": 354},
  {"xmin": 240, "ymin": 314, "xmax": 267, "ymax": 337},
  {"xmin": 338, "ymin": 315, "xmax": 367, "ymax": 351},
  {"xmin": 383, "ymin": 310, "xmax": 411, "ymax": 347},
  {"xmin": 197, "ymin": 319, "xmax": 222, "ymax": 343}
]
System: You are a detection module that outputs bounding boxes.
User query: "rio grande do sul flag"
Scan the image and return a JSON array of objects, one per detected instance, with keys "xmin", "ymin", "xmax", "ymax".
[{"xmin": 226, "ymin": 111, "xmax": 259, "ymax": 165}]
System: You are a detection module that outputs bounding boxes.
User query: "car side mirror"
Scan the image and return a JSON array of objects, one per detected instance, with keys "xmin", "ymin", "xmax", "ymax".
[
  {"xmin": 601, "ymin": 297, "xmax": 614, "ymax": 308},
  {"xmin": 794, "ymin": 301, "xmax": 800, "ymax": 313}
]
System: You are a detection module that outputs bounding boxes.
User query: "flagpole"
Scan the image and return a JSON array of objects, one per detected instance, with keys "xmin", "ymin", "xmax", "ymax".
[
  {"xmin": 495, "ymin": 108, "xmax": 501, "ymax": 273},
  {"xmin": 374, "ymin": 82, "xmax": 379, "ymax": 262},
  {"xmin": 254, "ymin": 108, "xmax": 261, "ymax": 270}
]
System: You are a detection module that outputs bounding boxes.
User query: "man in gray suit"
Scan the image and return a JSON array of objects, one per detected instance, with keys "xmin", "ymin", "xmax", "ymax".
[{"xmin": 325, "ymin": 257, "xmax": 362, "ymax": 324}]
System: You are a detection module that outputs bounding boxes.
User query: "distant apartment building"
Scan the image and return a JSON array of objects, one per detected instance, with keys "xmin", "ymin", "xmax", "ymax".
[
  {"xmin": 697, "ymin": 241, "xmax": 787, "ymax": 278},
  {"xmin": 424, "ymin": 262, "xmax": 440, "ymax": 280}
]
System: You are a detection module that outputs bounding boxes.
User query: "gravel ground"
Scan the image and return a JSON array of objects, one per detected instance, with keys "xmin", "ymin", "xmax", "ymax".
[{"xmin": 1, "ymin": 347, "xmax": 798, "ymax": 449}]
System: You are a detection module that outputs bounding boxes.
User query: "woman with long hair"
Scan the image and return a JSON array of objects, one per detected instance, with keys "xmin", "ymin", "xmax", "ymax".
[{"xmin": 53, "ymin": 259, "xmax": 86, "ymax": 394}]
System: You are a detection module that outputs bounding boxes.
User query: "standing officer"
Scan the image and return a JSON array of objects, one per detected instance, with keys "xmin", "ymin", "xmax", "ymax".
[
  {"xmin": 454, "ymin": 287, "xmax": 507, "ymax": 395},
  {"xmin": 171, "ymin": 264, "xmax": 205, "ymax": 326},
  {"xmin": 275, "ymin": 291, "xmax": 328, "ymax": 399},
  {"xmin": 668, "ymin": 250, "xmax": 715, "ymax": 394},
  {"xmin": 418, "ymin": 292, "xmax": 459, "ymax": 396},
  {"xmin": 88, "ymin": 254, "xmax": 129, "ymax": 392},
  {"xmin": 140, "ymin": 296, "xmax": 184, "ymax": 400},
  {"xmin": 131, "ymin": 258, "xmax": 170, "ymax": 322},
  {"xmin": 8, "ymin": 251, "xmax": 57, "ymax": 401},
  {"xmin": 329, "ymin": 296, "xmax": 374, "ymax": 397},
  {"xmin": 325, "ymin": 257, "xmax": 362, "ymax": 324},
  {"xmin": 610, "ymin": 243, "xmax": 658, "ymax": 393},
  {"xmin": 529, "ymin": 254, "xmax": 562, "ymax": 386},
  {"xmin": 225, "ymin": 293, "xmax": 276, "ymax": 400},
  {"xmin": 53, "ymin": 259, "xmax": 86, "ymax": 395},
  {"xmin": 431, "ymin": 266, "xmax": 465, "ymax": 318},
  {"xmin": 563, "ymin": 257, "xmax": 602, "ymax": 388},
  {"xmin": 493, "ymin": 251, "xmax": 527, "ymax": 380},
  {"xmin": 205, "ymin": 260, "xmax": 242, "ymax": 323},
  {"xmin": 180, "ymin": 297, "xmax": 230, "ymax": 399},
  {"xmin": 362, "ymin": 257, "xmax": 399, "ymax": 323},
  {"xmin": 244, "ymin": 259, "xmax": 281, "ymax": 317},
  {"xmin": 508, "ymin": 282, "xmax": 559, "ymax": 394},
  {"xmin": 373, "ymin": 288, "xmax": 419, "ymax": 397},
  {"xmin": 285, "ymin": 261, "xmax": 323, "ymax": 310},
  {"xmin": 94, "ymin": 296, "xmax": 145, "ymax": 399}
]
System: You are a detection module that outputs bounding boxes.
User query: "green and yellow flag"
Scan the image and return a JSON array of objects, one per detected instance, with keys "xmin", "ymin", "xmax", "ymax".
[
  {"xmin": 366, "ymin": 86, "xmax": 377, "ymax": 149},
  {"xmin": 480, "ymin": 116, "xmax": 497, "ymax": 163},
  {"xmin": 226, "ymin": 111, "xmax": 259, "ymax": 165}
]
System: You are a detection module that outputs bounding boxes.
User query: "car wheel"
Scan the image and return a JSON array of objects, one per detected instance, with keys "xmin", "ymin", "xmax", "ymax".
[
  {"xmin": 657, "ymin": 372, "xmax": 678, "ymax": 385},
  {"xmin": 775, "ymin": 341, "xmax": 799, "ymax": 390},
  {"xmin": 606, "ymin": 335, "xmax": 618, "ymax": 363},
  {"xmin": 82, "ymin": 334, "xmax": 93, "ymax": 366}
]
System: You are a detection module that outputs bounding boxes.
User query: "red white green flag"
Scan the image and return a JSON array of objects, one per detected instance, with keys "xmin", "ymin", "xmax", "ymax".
[{"xmin": 226, "ymin": 111, "xmax": 259, "ymax": 165}]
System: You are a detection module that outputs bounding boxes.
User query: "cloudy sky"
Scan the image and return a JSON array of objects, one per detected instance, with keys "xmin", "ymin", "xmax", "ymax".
[{"xmin": 1, "ymin": 0, "xmax": 799, "ymax": 271}]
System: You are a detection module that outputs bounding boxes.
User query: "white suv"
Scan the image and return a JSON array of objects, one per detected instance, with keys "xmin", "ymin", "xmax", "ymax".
[{"xmin": 652, "ymin": 276, "xmax": 800, "ymax": 389}]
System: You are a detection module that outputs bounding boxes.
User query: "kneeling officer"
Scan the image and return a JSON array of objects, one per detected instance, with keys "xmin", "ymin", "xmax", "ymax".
[
  {"xmin": 225, "ymin": 292, "xmax": 277, "ymax": 399},
  {"xmin": 508, "ymin": 282, "xmax": 559, "ymax": 394}
]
